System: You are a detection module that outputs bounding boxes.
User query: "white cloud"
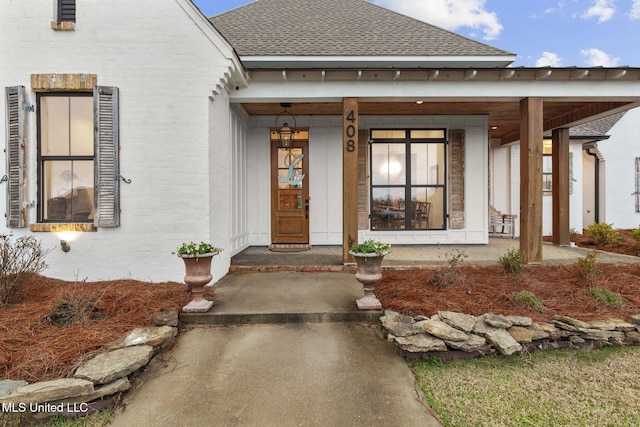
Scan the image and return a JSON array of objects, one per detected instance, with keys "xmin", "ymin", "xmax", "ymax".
[
  {"xmin": 373, "ymin": 0, "xmax": 503, "ymax": 40},
  {"xmin": 580, "ymin": 48, "xmax": 620, "ymax": 66},
  {"xmin": 630, "ymin": 0, "xmax": 640, "ymax": 19},
  {"xmin": 581, "ymin": 0, "xmax": 615, "ymax": 23},
  {"xmin": 536, "ymin": 52, "xmax": 563, "ymax": 67}
]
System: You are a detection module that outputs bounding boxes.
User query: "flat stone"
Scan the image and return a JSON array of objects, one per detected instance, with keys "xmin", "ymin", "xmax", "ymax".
[
  {"xmin": 508, "ymin": 326, "xmax": 532, "ymax": 343},
  {"xmin": 630, "ymin": 314, "xmax": 640, "ymax": 325},
  {"xmin": 0, "ymin": 380, "xmax": 28, "ymax": 398},
  {"xmin": 506, "ymin": 316, "xmax": 533, "ymax": 327},
  {"xmin": 473, "ymin": 320, "xmax": 521, "ymax": 355},
  {"xmin": 74, "ymin": 345, "xmax": 154, "ymax": 385},
  {"xmin": 570, "ymin": 335, "xmax": 585, "ymax": 344},
  {"xmin": 588, "ymin": 319, "xmax": 635, "ymax": 332},
  {"xmin": 154, "ymin": 307, "xmax": 180, "ymax": 327},
  {"xmin": 438, "ymin": 311, "xmax": 476, "ymax": 332},
  {"xmin": 383, "ymin": 321, "xmax": 423, "ymax": 337},
  {"xmin": 107, "ymin": 326, "xmax": 177, "ymax": 350},
  {"xmin": 578, "ymin": 328, "xmax": 625, "ymax": 342},
  {"xmin": 483, "ymin": 313, "xmax": 513, "ymax": 329},
  {"xmin": 420, "ymin": 319, "xmax": 469, "ymax": 342},
  {"xmin": 554, "ymin": 320, "xmax": 579, "ymax": 332},
  {"xmin": 529, "ymin": 328, "xmax": 550, "ymax": 341},
  {"xmin": 395, "ymin": 334, "xmax": 447, "ymax": 353},
  {"xmin": 0, "ymin": 378, "xmax": 94, "ymax": 404},
  {"xmin": 381, "ymin": 310, "xmax": 415, "ymax": 324},
  {"xmin": 445, "ymin": 334, "xmax": 489, "ymax": 352},
  {"xmin": 532, "ymin": 321, "xmax": 557, "ymax": 332},
  {"xmin": 554, "ymin": 315, "xmax": 590, "ymax": 329},
  {"xmin": 52, "ymin": 377, "xmax": 130, "ymax": 405},
  {"xmin": 625, "ymin": 331, "xmax": 640, "ymax": 343}
]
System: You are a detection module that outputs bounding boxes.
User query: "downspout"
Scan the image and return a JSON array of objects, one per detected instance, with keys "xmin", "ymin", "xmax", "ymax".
[{"xmin": 586, "ymin": 148, "xmax": 600, "ymax": 223}]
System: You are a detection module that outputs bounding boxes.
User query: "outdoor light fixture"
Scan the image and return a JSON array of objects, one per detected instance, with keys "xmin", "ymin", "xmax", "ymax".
[
  {"xmin": 60, "ymin": 240, "xmax": 70, "ymax": 252},
  {"xmin": 275, "ymin": 103, "xmax": 297, "ymax": 149}
]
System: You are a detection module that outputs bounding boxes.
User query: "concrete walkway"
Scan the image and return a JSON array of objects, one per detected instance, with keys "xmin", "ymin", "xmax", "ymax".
[
  {"xmin": 110, "ymin": 241, "xmax": 638, "ymax": 426},
  {"xmin": 109, "ymin": 272, "xmax": 444, "ymax": 427}
]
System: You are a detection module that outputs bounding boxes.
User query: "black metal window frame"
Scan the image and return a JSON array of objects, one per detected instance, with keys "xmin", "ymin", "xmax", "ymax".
[
  {"xmin": 369, "ymin": 128, "xmax": 447, "ymax": 231},
  {"xmin": 36, "ymin": 92, "xmax": 94, "ymax": 223}
]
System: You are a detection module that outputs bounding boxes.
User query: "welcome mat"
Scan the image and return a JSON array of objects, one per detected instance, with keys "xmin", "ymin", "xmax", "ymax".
[{"xmin": 268, "ymin": 243, "xmax": 312, "ymax": 252}]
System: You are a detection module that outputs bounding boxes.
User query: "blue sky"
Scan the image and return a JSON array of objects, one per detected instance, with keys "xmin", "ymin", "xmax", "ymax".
[{"xmin": 192, "ymin": 0, "xmax": 640, "ymax": 67}]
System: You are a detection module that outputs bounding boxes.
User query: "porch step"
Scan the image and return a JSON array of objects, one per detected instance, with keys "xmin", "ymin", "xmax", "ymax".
[
  {"xmin": 179, "ymin": 271, "xmax": 384, "ymax": 326},
  {"xmin": 181, "ymin": 310, "xmax": 383, "ymax": 325}
]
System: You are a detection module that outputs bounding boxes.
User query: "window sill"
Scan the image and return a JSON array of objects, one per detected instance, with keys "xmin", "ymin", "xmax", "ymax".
[
  {"xmin": 51, "ymin": 21, "xmax": 75, "ymax": 31},
  {"xmin": 30, "ymin": 223, "xmax": 96, "ymax": 233}
]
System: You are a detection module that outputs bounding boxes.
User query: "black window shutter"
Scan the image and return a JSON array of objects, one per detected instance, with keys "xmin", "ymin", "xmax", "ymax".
[
  {"xmin": 93, "ymin": 86, "xmax": 120, "ymax": 228},
  {"xmin": 58, "ymin": 0, "xmax": 76, "ymax": 22},
  {"xmin": 4, "ymin": 86, "xmax": 26, "ymax": 228}
]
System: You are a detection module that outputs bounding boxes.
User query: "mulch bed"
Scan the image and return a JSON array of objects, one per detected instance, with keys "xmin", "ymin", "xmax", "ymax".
[
  {"xmin": 0, "ymin": 277, "xmax": 189, "ymax": 382},
  {"xmin": 1, "ymin": 229, "xmax": 639, "ymax": 385}
]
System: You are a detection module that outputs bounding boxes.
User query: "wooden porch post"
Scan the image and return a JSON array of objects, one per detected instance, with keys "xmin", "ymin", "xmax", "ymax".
[
  {"xmin": 519, "ymin": 97, "xmax": 544, "ymax": 263},
  {"xmin": 552, "ymin": 128, "xmax": 571, "ymax": 245},
  {"xmin": 343, "ymin": 98, "xmax": 359, "ymax": 263}
]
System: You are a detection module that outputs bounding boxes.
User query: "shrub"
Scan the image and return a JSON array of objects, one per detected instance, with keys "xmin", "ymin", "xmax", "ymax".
[
  {"xmin": 498, "ymin": 248, "xmax": 525, "ymax": 273},
  {"xmin": 429, "ymin": 249, "xmax": 467, "ymax": 289},
  {"xmin": 511, "ymin": 290, "xmax": 544, "ymax": 311},
  {"xmin": 0, "ymin": 234, "xmax": 50, "ymax": 305},
  {"xmin": 584, "ymin": 223, "xmax": 619, "ymax": 246},
  {"xmin": 585, "ymin": 287, "xmax": 625, "ymax": 307},
  {"xmin": 574, "ymin": 249, "xmax": 601, "ymax": 280},
  {"xmin": 630, "ymin": 227, "xmax": 640, "ymax": 250}
]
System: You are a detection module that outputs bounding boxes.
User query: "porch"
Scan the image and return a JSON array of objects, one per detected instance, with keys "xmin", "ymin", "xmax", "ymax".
[{"xmin": 230, "ymin": 238, "xmax": 639, "ymax": 272}]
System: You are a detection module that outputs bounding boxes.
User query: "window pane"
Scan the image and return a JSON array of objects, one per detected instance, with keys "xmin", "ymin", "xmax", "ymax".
[
  {"xmin": 411, "ymin": 130, "xmax": 445, "ymax": 139},
  {"xmin": 426, "ymin": 187, "xmax": 445, "ymax": 229},
  {"xmin": 371, "ymin": 130, "xmax": 405, "ymax": 139},
  {"xmin": 371, "ymin": 187, "xmax": 405, "ymax": 230},
  {"xmin": 70, "ymin": 96, "xmax": 94, "ymax": 155},
  {"xmin": 41, "ymin": 97, "xmax": 70, "ymax": 156},
  {"xmin": 412, "ymin": 143, "xmax": 445, "ymax": 185},
  {"xmin": 44, "ymin": 161, "xmax": 94, "ymax": 221},
  {"xmin": 372, "ymin": 144, "xmax": 405, "ymax": 185}
]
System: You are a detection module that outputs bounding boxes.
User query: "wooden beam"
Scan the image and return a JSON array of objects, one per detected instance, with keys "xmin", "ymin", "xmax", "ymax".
[
  {"xmin": 343, "ymin": 98, "xmax": 359, "ymax": 264},
  {"xmin": 552, "ymin": 128, "xmax": 571, "ymax": 246},
  {"xmin": 519, "ymin": 97, "xmax": 544, "ymax": 263}
]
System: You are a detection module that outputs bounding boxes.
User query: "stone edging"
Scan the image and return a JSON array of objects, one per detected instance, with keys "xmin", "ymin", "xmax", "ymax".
[
  {"xmin": 0, "ymin": 307, "xmax": 179, "ymax": 419},
  {"xmin": 381, "ymin": 310, "xmax": 640, "ymax": 360}
]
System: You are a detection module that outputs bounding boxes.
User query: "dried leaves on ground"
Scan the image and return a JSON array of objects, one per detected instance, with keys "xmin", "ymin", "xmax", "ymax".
[
  {"xmin": 377, "ymin": 263, "xmax": 640, "ymax": 322},
  {"xmin": 0, "ymin": 276, "xmax": 189, "ymax": 382}
]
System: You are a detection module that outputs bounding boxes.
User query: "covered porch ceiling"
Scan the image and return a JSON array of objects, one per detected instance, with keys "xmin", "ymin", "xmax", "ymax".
[
  {"xmin": 235, "ymin": 67, "xmax": 640, "ymax": 145},
  {"xmin": 241, "ymin": 100, "xmax": 635, "ymax": 145}
]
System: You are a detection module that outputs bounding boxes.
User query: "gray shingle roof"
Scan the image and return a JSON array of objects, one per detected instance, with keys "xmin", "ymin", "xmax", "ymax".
[
  {"xmin": 210, "ymin": 0, "xmax": 514, "ymax": 59},
  {"xmin": 571, "ymin": 112, "xmax": 626, "ymax": 137}
]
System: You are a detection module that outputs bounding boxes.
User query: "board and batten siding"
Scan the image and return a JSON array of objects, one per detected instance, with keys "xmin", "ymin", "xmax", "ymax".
[{"xmin": 245, "ymin": 115, "xmax": 489, "ymax": 246}]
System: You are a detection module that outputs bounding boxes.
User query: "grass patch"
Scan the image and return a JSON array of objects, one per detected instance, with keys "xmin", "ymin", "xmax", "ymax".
[
  {"xmin": 585, "ymin": 287, "xmax": 625, "ymax": 307},
  {"xmin": 511, "ymin": 290, "xmax": 544, "ymax": 311},
  {"xmin": 411, "ymin": 346, "xmax": 640, "ymax": 427},
  {"xmin": 0, "ymin": 408, "xmax": 113, "ymax": 427}
]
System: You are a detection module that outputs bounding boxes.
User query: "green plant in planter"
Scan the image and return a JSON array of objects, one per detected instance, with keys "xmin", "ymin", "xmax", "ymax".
[
  {"xmin": 349, "ymin": 239, "xmax": 391, "ymax": 255},
  {"xmin": 173, "ymin": 241, "xmax": 222, "ymax": 256}
]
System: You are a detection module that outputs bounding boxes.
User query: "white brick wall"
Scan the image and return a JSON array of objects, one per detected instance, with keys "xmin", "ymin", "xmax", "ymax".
[
  {"xmin": 600, "ymin": 107, "xmax": 640, "ymax": 229},
  {"xmin": 0, "ymin": 0, "xmax": 240, "ymax": 282}
]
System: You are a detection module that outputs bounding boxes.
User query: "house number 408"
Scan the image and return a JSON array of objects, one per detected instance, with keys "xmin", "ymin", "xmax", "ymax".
[{"xmin": 345, "ymin": 110, "xmax": 356, "ymax": 152}]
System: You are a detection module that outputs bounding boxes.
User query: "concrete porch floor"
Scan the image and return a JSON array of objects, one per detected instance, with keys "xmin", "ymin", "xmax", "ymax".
[{"xmin": 231, "ymin": 238, "xmax": 640, "ymax": 269}]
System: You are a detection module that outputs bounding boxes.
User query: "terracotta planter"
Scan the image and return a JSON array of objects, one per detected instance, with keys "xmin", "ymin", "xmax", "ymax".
[
  {"xmin": 349, "ymin": 251, "xmax": 387, "ymax": 310},
  {"xmin": 180, "ymin": 253, "xmax": 217, "ymax": 313}
]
